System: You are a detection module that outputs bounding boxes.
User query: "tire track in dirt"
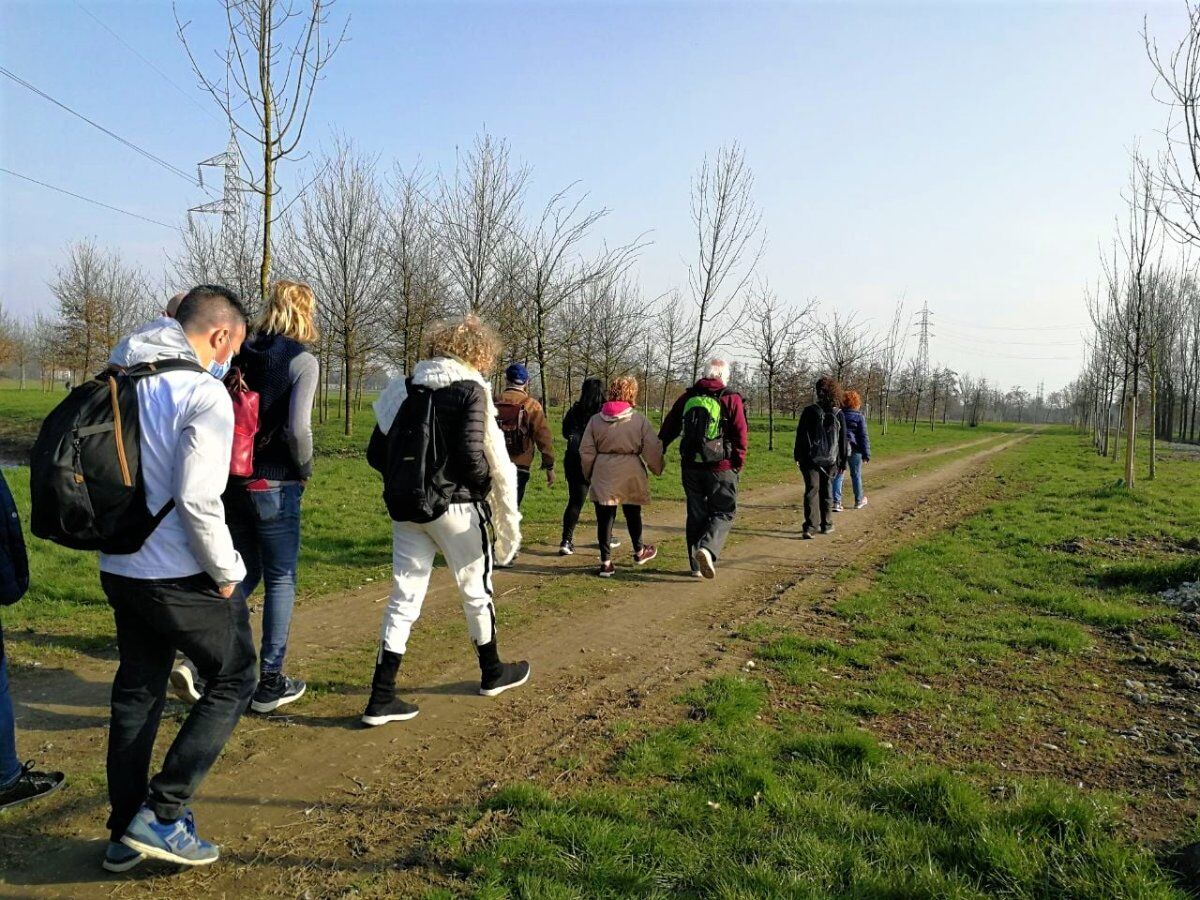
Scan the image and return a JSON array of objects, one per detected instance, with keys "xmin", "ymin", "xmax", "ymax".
[{"xmin": 2, "ymin": 433, "xmax": 1022, "ymax": 897}]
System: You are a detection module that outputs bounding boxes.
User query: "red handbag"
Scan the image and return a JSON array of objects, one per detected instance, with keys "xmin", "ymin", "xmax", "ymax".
[{"xmin": 225, "ymin": 368, "xmax": 260, "ymax": 478}]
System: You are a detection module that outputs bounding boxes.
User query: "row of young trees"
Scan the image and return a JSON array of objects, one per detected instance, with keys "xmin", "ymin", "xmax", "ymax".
[{"xmin": 1067, "ymin": 7, "xmax": 1200, "ymax": 486}]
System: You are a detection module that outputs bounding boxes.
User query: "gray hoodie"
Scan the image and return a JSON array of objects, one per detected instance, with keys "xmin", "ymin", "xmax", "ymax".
[{"xmin": 100, "ymin": 318, "xmax": 246, "ymax": 586}]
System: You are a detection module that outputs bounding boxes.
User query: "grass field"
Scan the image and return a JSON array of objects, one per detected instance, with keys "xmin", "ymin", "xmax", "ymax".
[
  {"xmin": 0, "ymin": 384, "xmax": 1012, "ymax": 654},
  {"xmin": 425, "ymin": 433, "xmax": 1200, "ymax": 897}
]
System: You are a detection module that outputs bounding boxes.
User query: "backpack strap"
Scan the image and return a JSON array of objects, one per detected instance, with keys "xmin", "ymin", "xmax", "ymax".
[{"xmin": 121, "ymin": 358, "xmax": 207, "ymax": 379}]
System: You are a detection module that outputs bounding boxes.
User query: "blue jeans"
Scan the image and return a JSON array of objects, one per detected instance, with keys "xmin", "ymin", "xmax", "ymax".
[
  {"xmin": 831, "ymin": 452, "xmax": 864, "ymax": 505},
  {"xmin": 0, "ymin": 652, "xmax": 20, "ymax": 788},
  {"xmin": 226, "ymin": 483, "xmax": 303, "ymax": 674}
]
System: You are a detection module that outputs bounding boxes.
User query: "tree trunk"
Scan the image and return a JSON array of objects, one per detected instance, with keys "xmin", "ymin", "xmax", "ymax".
[
  {"xmin": 257, "ymin": 1, "xmax": 274, "ymax": 307},
  {"xmin": 1124, "ymin": 393, "xmax": 1137, "ymax": 488}
]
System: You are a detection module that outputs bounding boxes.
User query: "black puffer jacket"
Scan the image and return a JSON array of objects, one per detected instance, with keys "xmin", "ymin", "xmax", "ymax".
[{"xmin": 368, "ymin": 379, "xmax": 491, "ymax": 504}]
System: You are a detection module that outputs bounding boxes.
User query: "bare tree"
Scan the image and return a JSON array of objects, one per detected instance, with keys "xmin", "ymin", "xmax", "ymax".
[
  {"xmin": 742, "ymin": 285, "xmax": 810, "ymax": 449},
  {"xmin": 876, "ymin": 299, "xmax": 908, "ymax": 433},
  {"xmin": 385, "ymin": 164, "xmax": 446, "ymax": 375},
  {"xmin": 437, "ymin": 132, "xmax": 529, "ymax": 319},
  {"xmin": 654, "ymin": 290, "xmax": 695, "ymax": 418},
  {"xmin": 290, "ymin": 142, "xmax": 390, "ymax": 435},
  {"xmin": 815, "ymin": 310, "xmax": 878, "ymax": 385},
  {"xmin": 178, "ymin": 0, "xmax": 348, "ymax": 303},
  {"xmin": 173, "ymin": 190, "xmax": 264, "ymax": 311},
  {"xmin": 687, "ymin": 142, "xmax": 763, "ymax": 379}
]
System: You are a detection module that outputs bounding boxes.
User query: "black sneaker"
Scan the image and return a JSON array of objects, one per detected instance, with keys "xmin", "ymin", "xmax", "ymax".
[
  {"xmin": 361, "ymin": 697, "xmax": 420, "ymax": 727},
  {"xmin": 480, "ymin": 660, "xmax": 531, "ymax": 697},
  {"xmin": 169, "ymin": 659, "xmax": 204, "ymax": 705},
  {"xmin": 0, "ymin": 762, "xmax": 65, "ymax": 812},
  {"xmin": 801, "ymin": 529, "xmax": 814, "ymax": 540},
  {"xmin": 559, "ymin": 540, "xmax": 575, "ymax": 556},
  {"xmin": 250, "ymin": 672, "xmax": 307, "ymax": 714}
]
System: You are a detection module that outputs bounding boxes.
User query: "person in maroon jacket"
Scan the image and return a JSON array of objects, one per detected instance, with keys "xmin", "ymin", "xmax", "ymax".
[{"xmin": 658, "ymin": 359, "xmax": 749, "ymax": 579}]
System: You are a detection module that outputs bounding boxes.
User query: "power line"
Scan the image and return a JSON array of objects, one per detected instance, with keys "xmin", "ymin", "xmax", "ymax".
[
  {"xmin": 1, "ymin": 167, "xmax": 180, "ymax": 231},
  {"xmin": 73, "ymin": 0, "xmax": 221, "ymax": 124},
  {"xmin": 0, "ymin": 65, "xmax": 213, "ymax": 193},
  {"xmin": 938, "ymin": 316, "xmax": 1087, "ymax": 332}
]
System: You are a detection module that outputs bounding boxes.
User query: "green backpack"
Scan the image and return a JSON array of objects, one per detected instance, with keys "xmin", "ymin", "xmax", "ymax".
[{"xmin": 679, "ymin": 390, "xmax": 730, "ymax": 465}]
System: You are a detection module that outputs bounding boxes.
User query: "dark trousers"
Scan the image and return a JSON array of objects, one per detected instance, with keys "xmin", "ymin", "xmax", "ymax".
[
  {"xmin": 516, "ymin": 467, "xmax": 531, "ymax": 507},
  {"xmin": 595, "ymin": 504, "xmax": 643, "ymax": 561},
  {"xmin": 561, "ymin": 474, "xmax": 588, "ymax": 544},
  {"xmin": 101, "ymin": 572, "xmax": 257, "ymax": 841},
  {"xmin": 801, "ymin": 466, "xmax": 833, "ymax": 531},
  {"xmin": 682, "ymin": 468, "xmax": 739, "ymax": 564}
]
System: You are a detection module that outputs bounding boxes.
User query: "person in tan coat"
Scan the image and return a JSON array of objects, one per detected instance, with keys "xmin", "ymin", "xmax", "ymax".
[{"xmin": 579, "ymin": 376, "xmax": 665, "ymax": 577}]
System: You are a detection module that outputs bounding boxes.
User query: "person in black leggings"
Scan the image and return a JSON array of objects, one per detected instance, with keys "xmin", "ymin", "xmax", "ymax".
[{"xmin": 559, "ymin": 378, "xmax": 605, "ymax": 555}]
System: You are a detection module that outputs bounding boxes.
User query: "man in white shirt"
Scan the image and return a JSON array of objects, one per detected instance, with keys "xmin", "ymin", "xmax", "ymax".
[{"xmin": 98, "ymin": 285, "xmax": 255, "ymax": 872}]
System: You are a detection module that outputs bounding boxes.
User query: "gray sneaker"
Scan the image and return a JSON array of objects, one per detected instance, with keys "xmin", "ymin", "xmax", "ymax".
[
  {"xmin": 121, "ymin": 806, "xmax": 219, "ymax": 867},
  {"xmin": 169, "ymin": 659, "xmax": 203, "ymax": 705}
]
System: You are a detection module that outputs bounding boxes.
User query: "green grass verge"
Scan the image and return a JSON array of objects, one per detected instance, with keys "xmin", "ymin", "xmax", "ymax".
[{"xmin": 424, "ymin": 433, "xmax": 1200, "ymax": 898}]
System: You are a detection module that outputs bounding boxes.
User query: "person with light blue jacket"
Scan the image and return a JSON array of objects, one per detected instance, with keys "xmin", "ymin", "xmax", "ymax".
[{"xmin": 832, "ymin": 389, "xmax": 871, "ymax": 511}]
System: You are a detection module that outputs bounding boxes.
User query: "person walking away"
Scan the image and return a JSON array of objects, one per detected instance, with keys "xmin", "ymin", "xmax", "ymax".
[
  {"xmin": 559, "ymin": 378, "xmax": 605, "ymax": 556},
  {"xmin": 0, "ymin": 470, "xmax": 65, "ymax": 816},
  {"xmin": 579, "ymin": 376, "xmax": 665, "ymax": 578},
  {"xmin": 658, "ymin": 359, "xmax": 748, "ymax": 579},
  {"xmin": 171, "ymin": 280, "xmax": 319, "ymax": 714},
  {"xmin": 794, "ymin": 377, "xmax": 848, "ymax": 539},
  {"xmin": 363, "ymin": 315, "xmax": 528, "ymax": 727},
  {"xmin": 97, "ymin": 285, "xmax": 257, "ymax": 869},
  {"xmin": 831, "ymin": 389, "xmax": 871, "ymax": 511},
  {"xmin": 495, "ymin": 363, "xmax": 555, "ymax": 508}
]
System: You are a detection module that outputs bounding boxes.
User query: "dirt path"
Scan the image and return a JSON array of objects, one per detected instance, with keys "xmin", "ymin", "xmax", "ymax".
[{"xmin": 1, "ymin": 433, "xmax": 1022, "ymax": 897}]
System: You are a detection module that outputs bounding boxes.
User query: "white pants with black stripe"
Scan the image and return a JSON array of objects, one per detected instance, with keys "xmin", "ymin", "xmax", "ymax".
[{"xmin": 380, "ymin": 502, "xmax": 495, "ymax": 655}]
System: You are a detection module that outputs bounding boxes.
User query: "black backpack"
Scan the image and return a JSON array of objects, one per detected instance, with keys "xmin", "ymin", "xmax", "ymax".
[
  {"xmin": 679, "ymin": 388, "xmax": 732, "ymax": 465},
  {"xmin": 381, "ymin": 382, "xmax": 454, "ymax": 523},
  {"xmin": 0, "ymin": 470, "xmax": 29, "ymax": 606},
  {"xmin": 809, "ymin": 405, "xmax": 839, "ymax": 469},
  {"xmin": 29, "ymin": 360, "xmax": 206, "ymax": 554}
]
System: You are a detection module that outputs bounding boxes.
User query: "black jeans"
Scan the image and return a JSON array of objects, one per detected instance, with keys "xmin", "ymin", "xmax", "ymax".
[
  {"xmin": 682, "ymin": 468, "xmax": 739, "ymax": 564},
  {"xmin": 516, "ymin": 467, "xmax": 531, "ymax": 507},
  {"xmin": 101, "ymin": 572, "xmax": 257, "ymax": 841},
  {"xmin": 561, "ymin": 473, "xmax": 588, "ymax": 544},
  {"xmin": 595, "ymin": 504, "xmax": 642, "ymax": 561},
  {"xmin": 801, "ymin": 465, "xmax": 833, "ymax": 531}
]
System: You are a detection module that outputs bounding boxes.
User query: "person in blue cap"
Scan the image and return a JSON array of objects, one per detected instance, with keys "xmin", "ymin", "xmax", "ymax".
[{"xmin": 495, "ymin": 363, "xmax": 556, "ymax": 521}]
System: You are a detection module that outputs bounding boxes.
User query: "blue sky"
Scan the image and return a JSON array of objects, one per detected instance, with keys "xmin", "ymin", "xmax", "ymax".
[{"xmin": 0, "ymin": 0, "xmax": 1187, "ymax": 391}]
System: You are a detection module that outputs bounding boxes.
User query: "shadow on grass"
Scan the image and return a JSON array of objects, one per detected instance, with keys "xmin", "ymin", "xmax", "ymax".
[{"xmin": 1099, "ymin": 555, "xmax": 1200, "ymax": 592}]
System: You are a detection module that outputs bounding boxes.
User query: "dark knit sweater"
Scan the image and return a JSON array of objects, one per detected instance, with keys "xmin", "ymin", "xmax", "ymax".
[{"xmin": 234, "ymin": 333, "xmax": 310, "ymax": 481}]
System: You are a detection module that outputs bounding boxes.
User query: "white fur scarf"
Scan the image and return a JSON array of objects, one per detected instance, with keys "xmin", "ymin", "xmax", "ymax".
[{"xmin": 373, "ymin": 357, "xmax": 522, "ymax": 564}]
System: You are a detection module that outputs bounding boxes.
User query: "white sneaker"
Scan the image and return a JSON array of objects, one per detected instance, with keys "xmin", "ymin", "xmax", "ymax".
[
  {"xmin": 832, "ymin": 503, "xmax": 844, "ymax": 513},
  {"xmin": 855, "ymin": 498, "xmax": 869, "ymax": 509},
  {"xmin": 695, "ymin": 548, "xmax": 716, "ymax": 580}
]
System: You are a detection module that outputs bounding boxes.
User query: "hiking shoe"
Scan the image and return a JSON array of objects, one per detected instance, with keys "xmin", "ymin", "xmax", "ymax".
[
  {"xmin": 0, "ymin": 762, "xmax": 65, "ymax": 812},
  {"xmin": 102, "ymin": 840, "xmax": 145, "ymax": 873},
  {"xmin": 362, "ymin": 697, "xmax": 420, "ymax": 727},
  {"xmin": 480, "ymin": 660, "xmax": 531, "ymax": 697},
  {"xmin": 634, "ymin": 544, "xmax": 658, "ymax": 566},
  {"xmin": 854, "ymin": 497, "xmax": 869, "ymax": 509},
  {"xmin": 169, "ymin": 659, "xmax": 203, "ymax": 705},
  {"xmin": 250, "ymin": 673, "xmax": 307, "ymax": 714},
  {"xmin": 598, "ymin": 561, "xmax": 615, "ymax": 578},
  {"xmin": 120, "ymin": 806, "xmax": 218, "ymax": 867},
  {"xmin": 559, "ymin": 540, "xmax": 575, "ymax": 556},
  {"xmin": 695, "ymin": 547, "xmax": 716, "ymax": 579},
  {"xmin": 820, "ymin": 523, "xmax": 835, "ymax": 535}
]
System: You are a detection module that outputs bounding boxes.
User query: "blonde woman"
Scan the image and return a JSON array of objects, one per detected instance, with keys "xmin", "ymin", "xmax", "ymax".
[
  {"xmin": 579, "ymin": 376, "xmax": 665, "ymax": 578},
  {"xmin": 363, "ymin": 315, "xmax": 527, "ymax": 726},
  {"xmin": 170, "ymin": 280, "xmax": 319, "ymax": 714}
]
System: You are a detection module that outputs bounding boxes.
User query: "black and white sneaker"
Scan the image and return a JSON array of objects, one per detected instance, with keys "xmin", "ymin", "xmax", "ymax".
[
  {"xmin": 695, "ymin": 548, "xmax": 716, "ymax": 579},
  {"xmin": 559, "ymin": 540, "xmax": 575, "ymax": 556},
  {"xmin": 361, "ymin": 697, "xmax": 420, "ymax": 727},
  {"xmin": 820, "ymin": 523, "xmax": 835, "ymax": 535},
  {"xmin": 0, "ymin": 762, "xmax": 65, "ymax": 812},
  {"xmin": 169, "ymin": 659, "xmax": 204, "ymax": 705},
  {"xmin": 480, "ymin": 661, "xmax": 531, "ymax": 697},
  {"xmin": 250, "ymin": 672, "xmax": 307, "ymax": 714},
  {"xmin": 102, "ymin": 840, "xmax": 145, "ymax": 873}
]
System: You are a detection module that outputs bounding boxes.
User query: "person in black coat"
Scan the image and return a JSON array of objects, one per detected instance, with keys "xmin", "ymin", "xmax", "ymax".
[
  {"xmin": 558, "ymin": 378, "xmax": 605, "ymax": 555},
  {"xmin": 793, "ymin": 377, "xmax": 849, "ymax": 538}
]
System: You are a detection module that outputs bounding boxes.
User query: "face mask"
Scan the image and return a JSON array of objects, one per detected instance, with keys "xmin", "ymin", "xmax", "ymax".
[{"xmin": 208, "ymin": 357, "xmax": 231, "ymax": 381}]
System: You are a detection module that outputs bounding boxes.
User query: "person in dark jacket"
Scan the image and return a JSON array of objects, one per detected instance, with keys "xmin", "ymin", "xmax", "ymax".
[
  {"xmin": 361, "ymin": 315, "xmax": 528, "ymax": 727},
  {"xmin": 559, "ymin": 378, "xmax": 605, "ymax": 555},
  {"xmin": 831, "ymin": 389, "xmax": 871, "ymax": 511},
  {"xmin": 0, "ymin": 470, "xmax": 65, "ymax": 815},
  {"xmin": 169, "ymin": 280, "xmax": 319, "ymax": 715},
  {"xmin": 659, "ymin": 359, "xmax": 749, "ymax": 579},
  {"xmin": 793, "ymin": 376, "xmax": 849, "ymax": 538}
]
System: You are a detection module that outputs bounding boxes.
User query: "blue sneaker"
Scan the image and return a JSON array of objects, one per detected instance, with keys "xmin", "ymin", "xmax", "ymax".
[
  {"xmin": 101, "ymin": 840, "xmax": 145, "ymax": 873},
  {"xmin": 120, "ymin": 805, "xmax": 219, "ymax": 866}
]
